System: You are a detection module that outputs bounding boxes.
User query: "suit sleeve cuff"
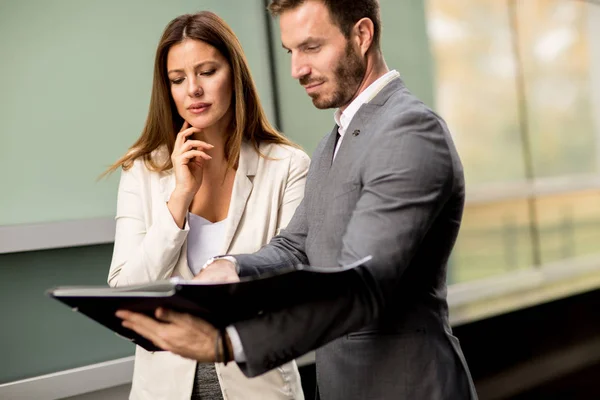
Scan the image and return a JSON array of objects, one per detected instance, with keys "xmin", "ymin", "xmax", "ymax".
[{"xmin": 226, "ymin": 325, "xmax": 246, "ymax": 362}]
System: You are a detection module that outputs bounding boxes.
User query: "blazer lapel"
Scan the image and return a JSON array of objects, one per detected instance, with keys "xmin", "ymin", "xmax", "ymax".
[
  {"xmin": 221, "ymin": 141, "xmax": 256, "ymax": 254},
  {"xmin": 329, "ymin": 105, "xmax": 377, "ymax": 176},
  {"xmin": 330, "ymin": 78, "xmax": 404, "ymax": 176},
  {"xmin": 159, "ymin": 143, "xmax": 256, "ymax": 277},
  {"xmin": 320, "ymin": 125, "xmax": 339, "ymax": 170}
]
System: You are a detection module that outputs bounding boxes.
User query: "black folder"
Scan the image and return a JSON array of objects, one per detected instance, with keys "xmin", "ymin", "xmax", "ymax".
[{"xmin": 47, "ymin": 256, "xmax": 371, "ymax": 351}]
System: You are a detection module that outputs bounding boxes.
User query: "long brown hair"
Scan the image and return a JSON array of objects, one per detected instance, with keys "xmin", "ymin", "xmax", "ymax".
[{"xmin": 104, "ymin": 11, "xmax": 294, "ymax": 175}]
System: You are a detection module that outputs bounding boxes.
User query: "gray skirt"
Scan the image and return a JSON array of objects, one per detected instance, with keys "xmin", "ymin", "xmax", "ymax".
[{"xmin": 190, "ymin": 363, "xmax": 224, "ymax": 400}]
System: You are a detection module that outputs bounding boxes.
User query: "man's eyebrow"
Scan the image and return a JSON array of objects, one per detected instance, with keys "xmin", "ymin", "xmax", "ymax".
[{"xmin": 281, "ymin": 37, "xmax": 322, "ymax": 51}]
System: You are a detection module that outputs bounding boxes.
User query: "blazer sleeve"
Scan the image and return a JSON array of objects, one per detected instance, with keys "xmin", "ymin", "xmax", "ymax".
[
  {"xmin": 234, "ymin": 110, "xmax": 457, "ymax": 377},
  {"xmin": 107, "ymin": 162, "xmax": 189, "ymax": 287}
]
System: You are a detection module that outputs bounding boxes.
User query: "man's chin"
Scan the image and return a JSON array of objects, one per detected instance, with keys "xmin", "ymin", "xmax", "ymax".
[{"xmin": 310, "ymin": 94, "xmax": 335, "ymax": 110}]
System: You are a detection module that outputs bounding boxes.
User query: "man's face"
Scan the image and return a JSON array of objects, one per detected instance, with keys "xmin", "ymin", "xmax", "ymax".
[{"xmin": 279, "ymin": 0, "xmax": 366, "ymax": 109}]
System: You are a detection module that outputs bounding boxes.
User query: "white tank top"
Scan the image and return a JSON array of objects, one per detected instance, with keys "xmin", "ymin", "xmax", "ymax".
[{"xmin": 186, "ymin": 212, "xmax": 227, "ymax": 276}]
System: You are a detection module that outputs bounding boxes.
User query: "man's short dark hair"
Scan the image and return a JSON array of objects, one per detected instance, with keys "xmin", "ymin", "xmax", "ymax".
[{"xmin": 268, "ymin": 0, "xmax": 381, "ymax": 50}]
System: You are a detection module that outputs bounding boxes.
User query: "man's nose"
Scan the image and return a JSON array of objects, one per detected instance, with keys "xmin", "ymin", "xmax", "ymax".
[{"xmin": 291, "ymin": 54, "xmax": 310, "ymax": 80}]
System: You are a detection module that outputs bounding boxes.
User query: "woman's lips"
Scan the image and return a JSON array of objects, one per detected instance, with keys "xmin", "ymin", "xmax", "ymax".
[{"xmin": 188, "ymin": 103, "xmax": 211, "ymax": 114}]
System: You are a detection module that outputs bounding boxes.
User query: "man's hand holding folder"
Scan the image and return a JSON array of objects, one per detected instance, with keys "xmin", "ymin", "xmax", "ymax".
[
  {"xmin": 116, "ymin": 258, "xmax": 240, "ymax": 363},
  {"xmin": 116, "ymin": 307, "xmax": 231, "ymax": 363}
]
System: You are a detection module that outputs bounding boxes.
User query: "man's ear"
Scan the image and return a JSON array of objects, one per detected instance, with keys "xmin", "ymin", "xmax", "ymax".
[{"xmin": 353, "ymin": 17, "xmax": 375, "ymax": 56}]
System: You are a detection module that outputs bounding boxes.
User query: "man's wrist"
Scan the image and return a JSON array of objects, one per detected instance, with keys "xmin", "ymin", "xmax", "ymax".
[{"xmin": 203, "ymin": 255, "xmax": 239, "ymax": 274}]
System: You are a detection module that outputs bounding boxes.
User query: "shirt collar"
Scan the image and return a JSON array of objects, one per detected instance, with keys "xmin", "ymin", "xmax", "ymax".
[{"xmin": 333, "ymin": 70, "xmax": 400, "ymax": 135}]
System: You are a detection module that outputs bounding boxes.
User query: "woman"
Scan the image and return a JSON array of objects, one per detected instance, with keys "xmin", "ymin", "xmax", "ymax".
[{"xmin": 105, "ymin": 12, "xmax": 308, "ymax": 400}]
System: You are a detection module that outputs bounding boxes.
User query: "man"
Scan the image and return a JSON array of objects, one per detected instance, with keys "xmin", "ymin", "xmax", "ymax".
[{"xmin": 118, "ymin": 0, "xmax": 478, "ymax": 398}]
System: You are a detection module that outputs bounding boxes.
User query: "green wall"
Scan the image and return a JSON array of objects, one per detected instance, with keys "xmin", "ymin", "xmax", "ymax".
[
  {"xmin": 0, "ymin": 0, "xmax": 276, "ymax": 384},
  {"xmin": 0, "ymin": 0, "xmax": 275, "ymax": 226},
  {"xmin": 0, "ymin": 0, "xmax": 434, "ymax": 384},
  {"xmin": 0, "ymin": 245, "xmax": 128, "ymax": 383}
]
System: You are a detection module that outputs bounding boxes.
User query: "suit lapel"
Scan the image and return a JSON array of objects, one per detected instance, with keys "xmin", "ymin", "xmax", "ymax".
[
  {"xmin": 309, "ymin": 127, "xmax": 339, "ymax": 214},
  {"xmin": 330, "ymin": 78, "xmax": 405, "ymax": 176},
  {"xmin": 221, "ymin": 141, "xmax": 256, "ymax": 254},
  {"xmin": 320, "ymin": 126, "xmax": 339, "ymax": 170},
  {"xmin": 329, "ymin": 105, "xmax": 377, "ymax": 177}
]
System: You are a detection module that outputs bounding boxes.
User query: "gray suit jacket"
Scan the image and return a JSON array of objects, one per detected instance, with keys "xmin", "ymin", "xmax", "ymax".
[{"xmin": 233, "ymin": 78, "xmax": 478, "ymax": 399}]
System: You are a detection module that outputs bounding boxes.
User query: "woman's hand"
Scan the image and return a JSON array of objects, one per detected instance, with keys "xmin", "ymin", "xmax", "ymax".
[
  {"xmin": 167, "ymin": 121, "xmax": 214, "ymax": 228},
  {"xmin": 171, "ymin": 121, "xmax": 214, "ymax": 201}
]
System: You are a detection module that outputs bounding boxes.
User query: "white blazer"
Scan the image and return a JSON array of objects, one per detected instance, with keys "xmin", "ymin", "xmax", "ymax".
[{"xmin": 108, "ymin": 140, "xmax": 310, "ymax": 400}]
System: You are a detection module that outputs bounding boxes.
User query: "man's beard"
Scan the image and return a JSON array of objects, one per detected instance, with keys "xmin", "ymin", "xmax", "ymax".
[{"xmin": 310, "ymin": 41, "xmax": 366, "ymax": 110}]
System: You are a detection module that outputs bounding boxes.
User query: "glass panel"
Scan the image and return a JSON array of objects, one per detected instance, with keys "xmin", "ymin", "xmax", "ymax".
[
  {"xmin": 426, "ymin": 0, "xmax": 527, "ymax": 185},
  {"xmin": 428, "ymin": 0, "xmax": 600, "ymax": 283},
  {"xmin": 517, "ymin": 0, "xmax": 597, "ymax": 178},
  {"xmin": 426, "ymin": 0, "xmax": 537, "ymax": 283},
  {"xmin": 536, "ymin": 189, "xmax": 600, "ymax": 264},
  {"xmin": 517, "ymin": 0, "xmax": 600, "ymax": 265},
  {"xmin": 450, "ymin": 199, "xmax": 535, "ymax": 284}
]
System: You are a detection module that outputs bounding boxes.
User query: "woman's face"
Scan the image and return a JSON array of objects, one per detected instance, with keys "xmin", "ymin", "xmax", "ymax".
[{"xmin": 166, "ymin": 39, "xmax": 233, "ymax": 132}]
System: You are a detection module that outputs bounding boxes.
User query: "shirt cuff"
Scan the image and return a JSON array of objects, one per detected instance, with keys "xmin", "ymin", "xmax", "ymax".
[{"xmin": 225, "ymin": 325, "xmax": 246, "ymax": 363}]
